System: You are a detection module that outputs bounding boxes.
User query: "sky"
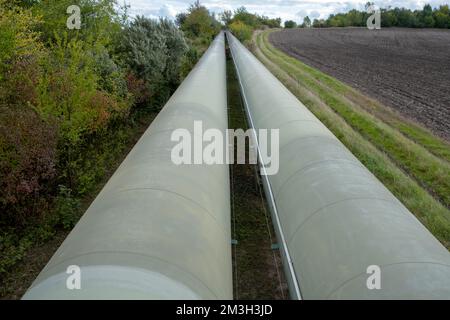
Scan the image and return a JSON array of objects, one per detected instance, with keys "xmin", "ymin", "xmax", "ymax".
[{"xmin": 123, "ymin": 0, "xmax": 450, "ymax": 23}]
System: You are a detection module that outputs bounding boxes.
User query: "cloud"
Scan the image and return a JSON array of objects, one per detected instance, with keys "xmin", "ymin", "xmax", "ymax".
[
  {"xmin": 124, "ymin": 0, "xmax": 450, "ymax": 24},
  {"xmin": 158, "ymin": 4, "xmax": 177, "ymax": 19}
]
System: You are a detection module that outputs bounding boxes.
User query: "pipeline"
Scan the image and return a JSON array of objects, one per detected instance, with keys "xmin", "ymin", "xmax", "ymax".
[
  {"xmin": 23, "ymin": 32, "xmax": 232, "ymax": 300},
  {"xmin": 227, "ymin": 31, "xmax": 450, "ymax": 299}
]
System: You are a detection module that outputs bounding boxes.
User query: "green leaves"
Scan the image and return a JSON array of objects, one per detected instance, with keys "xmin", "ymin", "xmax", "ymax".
[
  {"xmin": 120, "ymin": 17, "xmax": 187, "ymax": 107},
  {"xmin": 0, "ymin": 0, "xmax": 44, "ymax": 79},
  {"xmin": 321, "ymin": 4, "xmax": 450, "ymax": 28},
  {"xmin": 229, "ymin": 21, "xmax": 253, "ymax": 42}
]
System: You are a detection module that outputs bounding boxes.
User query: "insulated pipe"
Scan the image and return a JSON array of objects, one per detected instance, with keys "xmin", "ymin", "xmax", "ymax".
[
  {"xmin": 227, "ymin": 31, "xmax": 450, "ymax": 299},
  {"xmin": 23, "ymin": 32, "xmax": 232, "ymax": 300}
]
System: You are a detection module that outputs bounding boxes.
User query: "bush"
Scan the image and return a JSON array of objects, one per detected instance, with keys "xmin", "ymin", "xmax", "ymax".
[
  {"xmin": 229, "ymin": 20, "xmax": 253, "ymax": 42},
  {"xmin": 180, "ymin": 47, "xmax": 200, "ymax": 80},
  {"xmin": 126, "ymin": 72, "xmax": 151, "ymax": 107},
  {"xmin": 92, "ymin": 48, "xmax": 128, "ymax": 98},
  {"xmin": 159, "ymin": 19, "xmax": 191, "ymax": 89},
  {"xmin": 0, "ymin": 0, "xmax": 44, "ymax": 112},
  {"xmin": 54, "ymin": 185, "xmax": 81, "ymax": 229},
  {"xmin": 0, "ymin": 56, "xmax": 42, "ymax": 107},
  {"xmin": 34, "ymin": 0, "xmax": 122, "ymax": 47},
  {"xmin": 0, "ymin": 0, "xmax": 43, "ymax": 78},
  {"xmin": 38, "ymin": 35, "xmax": 131, "ymax": 144},
  {"xmin": 0, "ymin": 107, "xmax": 58, "ymax": 226},
  {"xmin": 120, "ymin": 17, "xmax": 187, "ymax": 107}
]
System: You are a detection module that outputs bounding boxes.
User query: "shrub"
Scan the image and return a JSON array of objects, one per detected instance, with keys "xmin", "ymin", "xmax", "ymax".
[
  {"xmin": 120, "ymin": 17, "xmax": 187, "ymax": 107},
  {"xmin": 92, "ymin": 47, "xmax": 128, "ymax": 98},
  {"xmin": 38, "ymin": 35, "xmax": 131, "ymax": 143},
  {"xmin": 0, "ymin": 0, "xmax": 44, "ymax": 111},
  {"xmin": 54, "ymin": 185, "xmax": 81, "ymax": 229},
  {"xmin": 0, "ymin": 0, "xmax": 43, "ymax": 79},
  {"xmin": 0, "ymin": 56, "xmax": 42, "ymax": 107},
  {"xmin": 180, "ymin": 47, "xmax": 200, "ymax": 80},
  {"xmin": 126, "ymin": 72, "xmax": 151, "ymax": 107},
  {"xmin": 229, "ymin": 20, "xmax": 253, "ymax": 42},
  {"xmin": 159, "ymin": 19, "xmax": 191, "ymax": 89},
  {"xmin": 34, "ymin": 0, "xmax": 122, "ymax": 47},
  {"xmin": 35, "ymin": 34, "xmax": 132, "ymax": 196},
  {"xmin": 0, "ymin": 107, "xmax": 58, "ymax": 226}
]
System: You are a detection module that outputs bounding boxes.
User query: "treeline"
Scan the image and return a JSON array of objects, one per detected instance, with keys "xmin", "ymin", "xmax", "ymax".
[
  {"xmin": 284, "ymin": 16, "xmax": 311, "ymax": 29},
  {"xmin": 219, "ymin": 6, "xmax": 281, "ymax": 42},
  {"xmin": 310, "ymin": 3, "xmax": 450, "ymax": 28},
  {"xmin": 0, "ymin": 0, "xmax": 216, "ymax": 275}
]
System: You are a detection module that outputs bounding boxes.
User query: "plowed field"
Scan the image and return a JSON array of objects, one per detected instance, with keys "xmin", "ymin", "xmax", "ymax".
[{"xmin": 270, "ymin": 28, "xmax": 450, "ymax": 140}]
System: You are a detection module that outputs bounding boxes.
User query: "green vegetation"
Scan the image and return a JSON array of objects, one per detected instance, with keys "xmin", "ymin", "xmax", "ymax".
[
  {"xmin": 120, "ymin": 17, "xmax": 188, "ymax": 106},
  {"xmin": 254, "ymin": 30, "xmax": 450, "ymax": 249},
  {"xmin": 301, "ymin": 16, "xmax": 312, "ymax": 28},
  {"xmin": 284, "ymin": 20, "xmax": 297, "ymax": 28},
  {"xmin": 221, "ymin": 6, "xmax": 281, "ymax": 42},
  {"xmin": 175, "ymin": 0, "xmax": 221, "ymax": 77},
  {"xmin": 229, "ymin": 20, "xmax": 254, "ymax": 42},
  {"xmin": 0, "ymin": 0, "xmax": 217, "ymax": 288},
  {"xmin": 311, "ymin": 3, "xmax": 450, "ymax": 28},
  {"xmin": 176, "ymin": 1, "xmax": 220, "ymax": 40}
]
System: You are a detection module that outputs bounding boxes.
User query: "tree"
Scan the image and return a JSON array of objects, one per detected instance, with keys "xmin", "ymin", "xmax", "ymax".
[
  {"xmin": 394, "ymin": 8, "xmax": 417, "ymax": 27},
  {"xmin": 179, "ymin": 1, "xmax": 220, "ymax": 39},
  {"xmin": 313, "ymin": 19, "xmax": 327, "ymax": 28},
  {"xmin": 227, "ymin": 8, "xmax": 281, "ymax": 30},
  {"xmin": 381, "ymin": 8, "xmax": 398, "ymax": 27},
  {"xmin": 220, "ymin": 10, "xmax": 233, "ymax": 26},
  {"xmin": 420, "ymin": 4, "xmax": 435, "ymax": 27},
  {"xmin": 233, "ymin": 6, "xmax": 260, "ymax": 28},
  {"xmin": 433, "ymin": 5, "xmax": 450, "ymax": 28},
  {"xmin": 303, "ymin": 16, "xmax": 312, "ymax": 28},
  {"xmin": 229, "ymin": 20, "xmax": 252, "ymax": 42},
  {"xmin": 282, "ymin": 2, "xmax": 450, "ymax": 30},
  {"xmin": 267, "ymin": 17, "xmax": 282, "ymax": 28},
  {"xmin": 347, "ymin": 9, "xmax": 365, "ymax": 26},
  {"xmin": 284, "ymin": 20, "xmax": 297, "ymax": 28},
  {"xmin": 175, "ymin": 12, "xmax": 187, "ymax": 27}
]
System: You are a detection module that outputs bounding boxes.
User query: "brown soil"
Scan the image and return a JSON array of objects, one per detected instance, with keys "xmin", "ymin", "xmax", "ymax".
[{"xmin": 269, "ymin": 28, "xmax": 450, "ymax": 140}]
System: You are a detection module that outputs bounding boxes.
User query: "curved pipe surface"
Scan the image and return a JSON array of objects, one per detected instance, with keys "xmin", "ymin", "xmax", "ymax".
[
  {"xmin": 227, "ymin": 31, "xmax": 450, "ymax": 299},
  {"xmin": 23, "ymin": 32, "xmax": 232, "ymax": 300}
]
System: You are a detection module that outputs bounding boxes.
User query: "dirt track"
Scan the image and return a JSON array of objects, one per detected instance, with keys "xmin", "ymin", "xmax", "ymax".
[{"xmin": 269, "ymin": 28, "xmax": 450, "ymax": 140}]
